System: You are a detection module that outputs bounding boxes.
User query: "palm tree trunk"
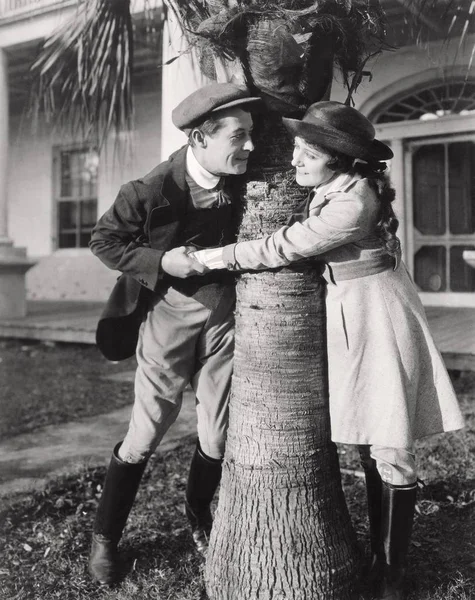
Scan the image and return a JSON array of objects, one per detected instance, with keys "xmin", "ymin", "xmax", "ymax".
[{"xmin": 205, "ymin": 115, "xmax": 358, "ymax": 599}]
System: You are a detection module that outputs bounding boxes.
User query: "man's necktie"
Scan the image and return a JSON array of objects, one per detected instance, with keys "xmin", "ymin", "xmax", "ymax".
[
  {"xmin": 210, "ymin": 180, "xmax": 232, "ymax": 208},
  {"xmin": 187, "ymin": 175, "xmax": 232, "ymax": 209}
]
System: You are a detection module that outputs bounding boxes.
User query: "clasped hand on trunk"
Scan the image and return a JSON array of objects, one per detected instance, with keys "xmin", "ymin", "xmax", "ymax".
[{"xmin": 161, "ymin": 246, "xmax": 209, "ymax": 278}]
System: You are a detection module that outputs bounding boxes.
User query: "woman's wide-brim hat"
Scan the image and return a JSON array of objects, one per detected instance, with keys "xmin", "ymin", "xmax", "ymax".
[{"xmin": 282, "ymin": 101, "xmax": 393, "ymax": 162}]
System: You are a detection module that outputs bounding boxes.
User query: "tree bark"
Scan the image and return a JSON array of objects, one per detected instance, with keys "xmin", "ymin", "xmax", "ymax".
[{"xmin": 205, "ymin": 115, "xmax": 358, "ymax": 599}]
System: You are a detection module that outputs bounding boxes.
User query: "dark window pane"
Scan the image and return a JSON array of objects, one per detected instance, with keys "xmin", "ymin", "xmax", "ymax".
[
  {"xmin": 450, "ymin": 245, "xmax": 475, "ymax": 292},
  {"xmin": 58, "ymin": 200, "xmax": 97, "ymax": 248},
  {"xmin": 448, "ymin": 142, "xmax": 475, "ymax": 234},
  {"xmin": 414, "ymin": 246, "xmax": 446, "ymax": 291},
  {"xmin": 79, "ymin": 231, "xmax": 93, "ymax": 248},
  {"xmin": 80, "ymin": 199, "xmax": 98, "ymax": 229},
  {"xmin": 57, "ymin": 147, "xmax": 98, "ymax": 249},
  {"xmin": 58, "ymin": 202, "xmax": 78, "ymax": 249},
  {"xmin": 58, "ymin": 232, "xmax": 77, "ymax": 249},
  {"xmin": 413, "ymin": 145, "xmax": 446, "ymax": 235},
  {"xmin": 60, "ymin": 153, "xmax": 72, "ymax": 197},
  {"xmin": 59, "ymin": 149, "xmax": 98, "ymax": 199},
  {"xmin": 58, "ymin": 201, "xmax": 78, "ymax": 229}
]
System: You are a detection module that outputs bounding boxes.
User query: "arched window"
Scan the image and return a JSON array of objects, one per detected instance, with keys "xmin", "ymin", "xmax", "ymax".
[{"xmin": 371, "ymin": 79, "xmax": 475, "ymax": 123}]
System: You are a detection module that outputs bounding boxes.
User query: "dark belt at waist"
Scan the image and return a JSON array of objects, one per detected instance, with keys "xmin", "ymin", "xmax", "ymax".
[{"xmin": 322, "ymin": 254, "xmax": 395, "ymax": 283}]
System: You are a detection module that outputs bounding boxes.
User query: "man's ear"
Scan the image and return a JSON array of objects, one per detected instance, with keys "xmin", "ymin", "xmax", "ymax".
[{"xmin": 190, "ymin": 129, "xmax": 207, "ymax": 148}]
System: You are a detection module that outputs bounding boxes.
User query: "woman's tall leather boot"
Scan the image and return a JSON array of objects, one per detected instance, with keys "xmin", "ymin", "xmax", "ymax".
[
  {"xmin": 88, "ymin": 442, "xmax": 147, "ymax": 585},
  {"xmin": 185, "ymin": 440, "xmax": 222, "ymax": 555},
  {"xmin": 359, "ymin": 448, "xmax": 385, "ymax": 587},
  {"xmin": 377, "ymin": 482, "xmax": 417, "ymax": 600}
]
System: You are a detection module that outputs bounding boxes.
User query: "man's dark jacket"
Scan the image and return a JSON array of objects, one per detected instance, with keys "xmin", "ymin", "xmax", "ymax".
[{"xmin": 90, "ymin": 145, "xmax": 238, "ymax": 362}]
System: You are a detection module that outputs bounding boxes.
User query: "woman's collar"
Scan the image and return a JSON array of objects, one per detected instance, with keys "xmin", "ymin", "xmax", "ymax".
[{"xmin": 312, "ymin": 171, "xmax": 359, "ymax": 197}]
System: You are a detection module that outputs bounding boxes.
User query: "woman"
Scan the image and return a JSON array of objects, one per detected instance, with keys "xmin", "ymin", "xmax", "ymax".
[{"xmin": 190, "ymin": 101, "xmax": 465, "ymax": 600}]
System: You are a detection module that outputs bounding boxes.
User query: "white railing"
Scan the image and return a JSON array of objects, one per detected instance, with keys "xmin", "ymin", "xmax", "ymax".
[
  {"xmin": 0, "ymin": 0, "xmax": 72, "ymax": 20},
  {"xmin": 0, "ymin": 0, "xmax": 158, "ymax": 21}
]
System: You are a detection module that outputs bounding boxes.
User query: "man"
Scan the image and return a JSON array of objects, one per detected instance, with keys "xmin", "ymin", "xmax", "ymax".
[{"xmin": 88, "ymin": 82, "xmax": 261, "ymax": 585}]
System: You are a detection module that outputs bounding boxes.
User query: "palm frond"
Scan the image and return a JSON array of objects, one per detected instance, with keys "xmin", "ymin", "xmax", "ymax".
[
  {"xmin": 29, "ymin": 0, "xmax": 133, "ymax": 149},
  {"xmin": 27, "ymin": 0, "xmax": 475, "ymax": 148},
  {"xmin": 166, "ymin": 1, "xmax": 389, "ymax": 111}
]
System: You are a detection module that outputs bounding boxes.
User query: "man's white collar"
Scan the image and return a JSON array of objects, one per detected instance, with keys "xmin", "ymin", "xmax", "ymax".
[{"xmin": 186, "ymin": 146, "xmax": 221, "ymax": 190}]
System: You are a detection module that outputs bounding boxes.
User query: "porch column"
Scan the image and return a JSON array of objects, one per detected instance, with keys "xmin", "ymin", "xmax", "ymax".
[
  {"xmin": 0, "ymin": 47, "xmax": 35, "ymax": 318},
  {"xmin": 0, "ymin": 48, "xmax": 9, "ymax": 245}
]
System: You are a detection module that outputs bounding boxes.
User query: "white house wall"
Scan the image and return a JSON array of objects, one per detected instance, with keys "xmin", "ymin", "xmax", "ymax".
[
  {"xmin": 159, "ymin": 10, "xmax": 210, "ymax": 161},
  {"xmin": 97, "ymin": 87, "xmax": 163, "ymax": 218},
  {"xmin": 10, "ymin": 86, "xmax": 162, "ymax": 301},
  {"xmin": 331, "ymin": 34, "xmax": 475, "ymax": 110},
  {"xmin": 9, "ymin": 115, "xmax": 53, "ymax": 258}
]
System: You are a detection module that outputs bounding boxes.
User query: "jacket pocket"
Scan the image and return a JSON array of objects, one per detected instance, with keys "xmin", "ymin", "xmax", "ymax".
[{"xmin": 147, "ymin": 204, "xmax": 179, "ymax": 230}]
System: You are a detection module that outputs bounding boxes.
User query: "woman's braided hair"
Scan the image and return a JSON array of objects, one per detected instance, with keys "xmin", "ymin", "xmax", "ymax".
[{"xmin": 322, "ymin": 148, "xmax": 400, "ymax": 257}]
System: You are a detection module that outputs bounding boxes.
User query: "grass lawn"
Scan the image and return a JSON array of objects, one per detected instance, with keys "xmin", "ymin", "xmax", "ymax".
[
  {"xmin": 0, "ymin": 339, "xmax": 474, "ymax": 599},
  {"xmin": 0, "ymin": 339, "xmax": 137, "ymax": 440}
]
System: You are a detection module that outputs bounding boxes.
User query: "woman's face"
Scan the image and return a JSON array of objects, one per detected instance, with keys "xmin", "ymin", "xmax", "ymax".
[{"xmin": 291, "ymin": 137, "xmax": 335, "ymax": 188}]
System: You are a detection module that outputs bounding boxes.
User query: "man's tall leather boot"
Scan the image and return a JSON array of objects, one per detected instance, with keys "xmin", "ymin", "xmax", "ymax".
[
  {"xmin": 89, "ymin": 442, "xmax": 147, "ymax": 585},
  {"xmin": 377, "ymin": 482, "xmax": 417, "ymax": 600},
  {"xmin": 185, "ymin": 440, "xmax": 222, "ymax": 555}
]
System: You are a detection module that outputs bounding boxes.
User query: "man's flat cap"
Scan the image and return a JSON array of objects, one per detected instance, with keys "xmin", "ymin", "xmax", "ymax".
[{"xmin": 172, "ymin": 82, "xmax": 261, "ymax": 132}]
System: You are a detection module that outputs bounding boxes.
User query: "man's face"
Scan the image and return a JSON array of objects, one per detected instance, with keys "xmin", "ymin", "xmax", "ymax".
[
  {"xmin": 291, "ymin": 136, "xmax": 334, "ymax": 188},
  {"xmin": 198, "ymin": 108, "xmax": 254, "ymax": 176}
]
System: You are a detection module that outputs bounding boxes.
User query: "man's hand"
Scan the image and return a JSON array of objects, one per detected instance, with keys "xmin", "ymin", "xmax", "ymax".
[{"xmin": 161, "ymin": 246, "xmax": 209, "ymax": 278}]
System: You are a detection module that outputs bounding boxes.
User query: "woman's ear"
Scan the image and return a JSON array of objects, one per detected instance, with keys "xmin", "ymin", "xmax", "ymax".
[{"xmin": 190, "ymin": 129, "xmax": 207, "ymax": 148}]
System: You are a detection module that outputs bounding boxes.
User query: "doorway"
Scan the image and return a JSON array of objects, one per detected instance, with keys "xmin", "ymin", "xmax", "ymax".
[{"xmin": 406, "ymin": 136, "xmax": 475, "ymax": 306}]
